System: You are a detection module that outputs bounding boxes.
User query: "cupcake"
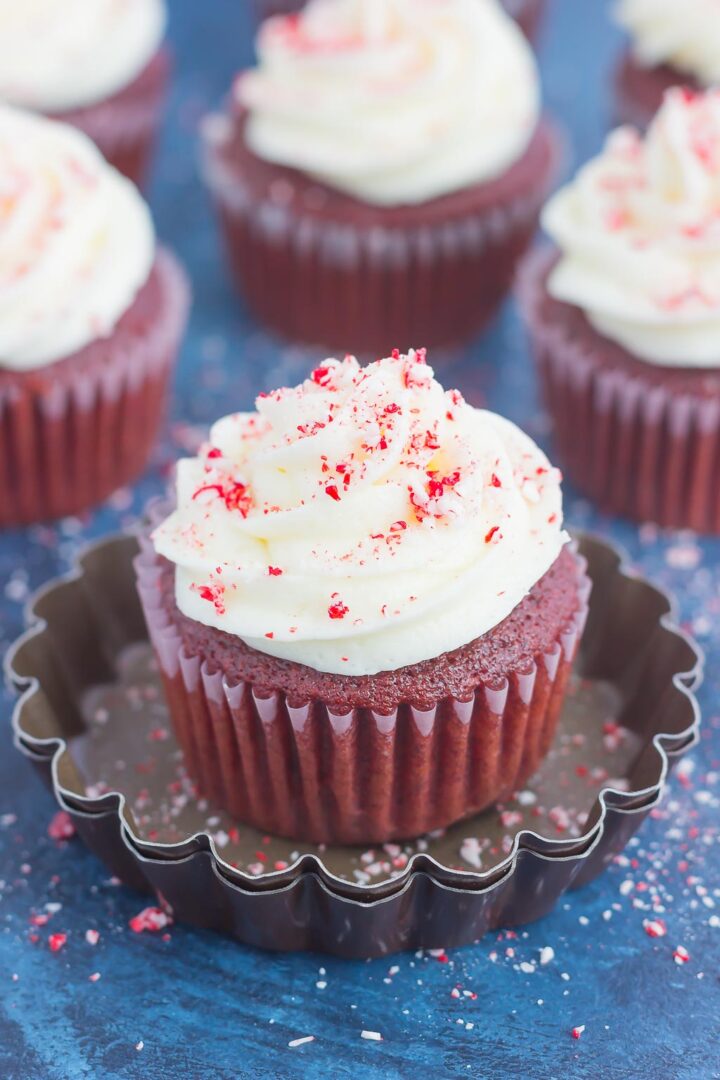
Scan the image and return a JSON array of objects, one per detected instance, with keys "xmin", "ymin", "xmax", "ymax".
[
  {"xmin": 614, "ymin": 0, "xmax": 719, "ymax": 128},
  {"xmin": 0, "ymin": 0, "xmax": 169, "ymax": 185},
  {"xmin": 0, "ymin": 105, "xmax": 189, "ymax": 528},
  {"xmin": 203, "ymin": 0, "xmax": 559, "ymax": 354},
  {"xmin": 137, "ymin": 349, "xmax": 589, "ymax": 845},
  {"xmin": 519, "ymin": 88, "xmax": 720, "ymax": 533},
  {"xmin": 252, "ymin": 0, "xmax": 547, "ymax": 43}
]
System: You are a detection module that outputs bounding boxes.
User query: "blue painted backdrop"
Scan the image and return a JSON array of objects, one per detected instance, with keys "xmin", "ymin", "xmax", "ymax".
[{"xmin": 1, "ymin": 2, "xmax": 719, "ymax": 1077}]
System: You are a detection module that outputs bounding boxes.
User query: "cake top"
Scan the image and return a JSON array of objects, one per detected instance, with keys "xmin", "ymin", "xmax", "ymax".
[
  {"xmin": 616, "ymin": 0, "xmax": 720, "ymax": 87},
  {"xmin": 153, "ymin": 350, "xmax": 566, "ymax": 676},
  {"xmin": 0, "ymin": 0, "xmax": 166, "ymax": 113},
  {"xmin": 0, "ymin": 105, "xmax": 155, "ymax": 372},
  {"xmin": 236, "ymin": 0, "xmax": 540, "ymax": 205},
  {"xmin": 543, "ymin": 87, "xmax": 720, "ymax": 367}
]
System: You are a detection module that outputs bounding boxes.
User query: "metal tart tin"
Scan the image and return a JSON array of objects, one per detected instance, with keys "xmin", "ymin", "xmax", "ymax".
[{"xmin": 6, "ymin": 531, "xmax": 701, "ymax": 957}]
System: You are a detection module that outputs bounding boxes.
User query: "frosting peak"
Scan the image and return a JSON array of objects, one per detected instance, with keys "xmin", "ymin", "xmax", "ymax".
[
  {"xmin": 0, "ymin": 0, "xmax": 166, "ymax": 113},
  {"xmin": 238, "ymin": 0, "xmax": 540, "ymax": 205},
  {"xmin": 616, "ymin": 0, "xmax": 720, "ymax": 86},
  {"xmin": 153, "ymin": 351, "xmax": 566, "ymax": 676},
  {"xmin": 0, "ymin": 105, "xmax": 155, "ymax": 371},
  {"xmin": 543, "ymin": 88, "xmax": 720, "ymax": 366}
]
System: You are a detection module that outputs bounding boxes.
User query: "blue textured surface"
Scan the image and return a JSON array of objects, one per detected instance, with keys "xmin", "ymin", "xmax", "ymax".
[{"xmin": 1, "ymin": 2, "xmax": 719, "ymax": 1077}]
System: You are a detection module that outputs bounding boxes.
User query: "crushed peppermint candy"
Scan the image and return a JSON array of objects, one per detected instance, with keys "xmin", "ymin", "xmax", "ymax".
[
  {"xmin": 47, "ymin": 811, "xmax": 75, "ymax": 841},
  {"xmin": 48, "ymin": 933, "xmax": 67, "ymax": 953},
  {"xmin": 129, "ymin": 907, "xmax": 172, "ymax": 934},
  {"xmin": 643, "ymin": 918, "xmax": 667, "ymax": 939}
]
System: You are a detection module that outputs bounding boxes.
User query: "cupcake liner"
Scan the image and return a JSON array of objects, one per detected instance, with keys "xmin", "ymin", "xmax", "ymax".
[
  {"xmin": 0, "ymin": 249, "xmax": 189, "ymax": 529},
  {"xmin": 203, "ymin": 117, "xmax": 561, "ymax": 354},
  {"xmin": 56, "ymin": 48, "xmax": 170, "ymax": 187},
  {"xmin": 518, "ymin": 247, "xmax": 720, "ymax": 533},
  {"xmin": 6, "ymin": 528, "xmax": 701, "ymax": 956},
  {"xmin": 251, "ymin": 0, "xmax": 546, "ymax": 41},
  {"xmin": 614, "ymin": 50, "xmax": 697, "ymax": 129},
  {"xmin": 134, "ymin": 529, "xmax": 591, "ymax": 845}
]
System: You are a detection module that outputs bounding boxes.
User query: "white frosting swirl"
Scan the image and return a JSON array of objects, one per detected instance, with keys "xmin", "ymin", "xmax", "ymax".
[
  {"xmin": 616, "ymin": 0, "xmax": 720, "ymax": 86},
  {"xmin": 543, "ymin": 89, "xmax": 720, "ymax": 367},
  {"xmin": 153, "ymin": 351, "xmax": 566, "ymax": 676},
  {"xmin": 238, "ymin": 0, "xmax": 540, "ymax": 205},
  {"xmin": 0, "ymin": 0, "xmax": 166, "ymax": 113},
  {"xmin": 0, "ymin": 105, "xmax": 155, "ymax": 372}
]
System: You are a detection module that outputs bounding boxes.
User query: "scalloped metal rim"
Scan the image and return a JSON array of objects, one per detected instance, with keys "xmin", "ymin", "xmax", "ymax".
[{"xmin": 6, "ymin": 530, "xmax": 704, "ymax": 903}]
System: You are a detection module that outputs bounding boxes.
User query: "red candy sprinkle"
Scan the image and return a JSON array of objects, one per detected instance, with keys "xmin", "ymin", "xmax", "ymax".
[
  {"xmin": 643, "ymin": 918, "xmax": 667, "ymax": 939},
  {"xmin": 224, "ymin": 481, "xmax": 252, "ymax": 515},
  {"xmin": 485, "ymin": 526, "xmax": 500, "ymax": 544},
  {"xmin": 192, "ymin": 480, "xmax": 252, "ymax": 517},
  {"xmin": 267, "ymin": 566, "xmax": 283, "ymax": 576},
  {"xmin": 48, "ymin": 933, "xmax": 67, "ymax": 953},
  {"xmin": 328, "ymin": 598, "xmax": 349, "ymax": 620},
  {"xmin": 191, "ymin": 582, "xmax": 226, "ymax": 615},
  {"xmin": 48, "ymin": 810, "xmax": 75, "ymax": 841},
  {"xmin": 311, "ymin": 365, "xmax": 333, "ymax": 386},
  {"xmin": 325, "ymin": 484, "xmax": 341, "ymax": 502},
  {"xmin": 129, "ymin": 907, "xmax": 172, "ymax": 934}
]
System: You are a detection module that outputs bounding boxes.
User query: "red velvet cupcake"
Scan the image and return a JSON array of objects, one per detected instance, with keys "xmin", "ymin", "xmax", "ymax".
[
  {"xmin": 614, "ymin": 0, "xmax": 717, "ymax": 128},
  {"xmin": 204, "ymin": 0, "xmax": 559, "ymax": 354},
  {"xmin": 252, "ymin": 0, "xmax": 547, "ymax": 42},
  {"xmin": 0, "ymin": 106, "xmax": 189, "ymax": 528},
  {"xmin": 520, "ymin": 88, "xmax": 720, "ymax": 533},
  {"xmin": 137, "ymin": 350, "xmax": 589, "ymax": 845},
  {"xmin": 0, "ymin": 0, "xmax": 169, "ymax": 186}
]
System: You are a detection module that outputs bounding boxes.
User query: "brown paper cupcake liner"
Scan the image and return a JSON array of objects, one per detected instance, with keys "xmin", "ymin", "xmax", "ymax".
[
  {"xmin": 57, "ymin": 49, "xmax": 170, "ymax": 187},
  {"xmin": 252, "ymin": 0, "xmax": 546, "ymax": 42},
  {"xmin": 134, "ymin": 525, "xmax": 591, "ymax": 845},
  {"xmin": 0, "ymin": 249, "xmax": 189, "ymax": 529},
  {"xmin": 202, "ymin": 117, "xmax": 561, "ymax": 354},
  {"xmin": 518, "ymin": 247, "xmax": 720, "ymax": 533},
  {"xmin": 6, "ymin": 529, "xmax": 701, "ymax": 956}
]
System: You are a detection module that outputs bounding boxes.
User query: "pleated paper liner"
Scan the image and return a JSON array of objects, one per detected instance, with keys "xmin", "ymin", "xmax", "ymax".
[
  {"xmin": 57, "ymin": 49, "xmax": 171, "ymax": 188},
  {"xmin": 518, "ymin": 247, "xmax": 720, "ymax": 534},
  {"xmin": 6, "ymin": 529, "xmax": 701, "ymax": 954},
  {"xmin": 202, "ymin": 114, "xmax": 561, "ymax": 354},
  {"xmin": 0, "ymin": 249, "xmax": 189, "ymax": 529}
]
